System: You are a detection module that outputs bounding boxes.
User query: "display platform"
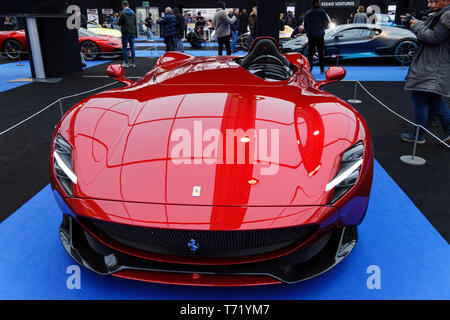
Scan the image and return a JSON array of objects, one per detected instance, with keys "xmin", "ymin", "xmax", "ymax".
[{"xmin": 0, "ymin": 161, "xmax": 448, "ymax": 299}]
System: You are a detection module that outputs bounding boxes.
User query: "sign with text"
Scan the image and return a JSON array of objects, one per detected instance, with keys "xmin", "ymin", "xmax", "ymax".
[{"xmin": 321, "ymin": 1, "xmax": 359, "ymax": 7}]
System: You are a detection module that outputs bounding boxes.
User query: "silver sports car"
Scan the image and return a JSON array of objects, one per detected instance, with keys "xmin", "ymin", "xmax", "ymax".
[{"xmin": 281, "ymin": 23, "xmax": 418, "ymax": 64}]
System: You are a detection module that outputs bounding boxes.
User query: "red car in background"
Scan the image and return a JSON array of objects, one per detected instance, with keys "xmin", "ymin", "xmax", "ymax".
[
  {"xmin": 50, "ymin": 37, "xmax": 373, "ymax": 286},
  {"xmin": 0, "ymin": 28, "xmax": 122, "ymax": 61}
]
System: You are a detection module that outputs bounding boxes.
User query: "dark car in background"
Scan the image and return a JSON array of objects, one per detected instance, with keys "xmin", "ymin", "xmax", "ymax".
[{"xmin": 282, "ymin": 23, "xmax": 418, "ymax": 64}]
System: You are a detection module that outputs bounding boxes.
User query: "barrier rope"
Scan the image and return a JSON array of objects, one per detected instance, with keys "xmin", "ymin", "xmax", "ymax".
[
  {"xmin": 354, "ymin": 80, "xmax": 450, "ymax": 149},
  {"xmin": 0, "ymin": 82, "xmax": 116, "ymax": 136}
]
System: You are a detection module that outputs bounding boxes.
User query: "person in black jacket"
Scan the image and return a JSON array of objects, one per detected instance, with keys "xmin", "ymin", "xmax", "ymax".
[
  {"xmin": 117, "ymin": 1, "xmax": 137, "ymax": 68},
  {"xmin": 144, "ymin": 13, "xmax": 154, "ymax": 42},
  {"xmin": 304, "ymin": 0, "xmax": 329, "ymax": 73},
  {"xmin": 187, "ymin": 26, "xmax": 205, "ymax": 49},
  {"xmin": 238, "ymin": 9, "xmax": 249, "ymax": 36},
  {"xmin": 173, "ymin": 7, "xmax": 185, "ymax": 52}
]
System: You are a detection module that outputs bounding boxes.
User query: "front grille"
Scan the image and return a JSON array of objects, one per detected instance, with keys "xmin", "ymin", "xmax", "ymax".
[{"xmin": 79, "ymin": 217, "xmax": 318, "ymax": 258}]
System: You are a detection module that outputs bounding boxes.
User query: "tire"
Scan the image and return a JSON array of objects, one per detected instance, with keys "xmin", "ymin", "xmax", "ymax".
[
  {"xmin": 81, "ymin": 40, "xmax": 100, "ymax": 61},
  {"xmin": 394, "ymin": 40, "xmax": 418, "ymax": 65},
  {"xmin": 239, "ymin": 34, "xmax": 249, "ymax": 51},
  {"xmin": 2, "ymin": 39, "xmax": 24, "ymax": 60}
]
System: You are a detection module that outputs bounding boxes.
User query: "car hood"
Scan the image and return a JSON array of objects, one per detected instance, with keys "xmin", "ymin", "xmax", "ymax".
[
  {"xmin": 59, "ymin": 78, "xmax": 366, "ymax": 207},
  {"xmin": 283, "ymin": 35, "xmax": 308, "ymax": 49}
]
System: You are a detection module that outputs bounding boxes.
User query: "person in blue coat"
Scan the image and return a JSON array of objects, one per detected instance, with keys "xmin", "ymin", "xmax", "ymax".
[{"xmin": 157, "ymin": 7, "xmax": 176, "ymax": 51}]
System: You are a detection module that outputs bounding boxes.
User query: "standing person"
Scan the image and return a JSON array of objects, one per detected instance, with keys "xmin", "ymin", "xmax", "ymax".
[
  {"xmin": 213, "ymin": 1, "xmax": 237, "ymax": 56},
  {"xmin": 195, "ymin": 11, "xmax": 206, "ymax": 30},
  {"xmin": 183, "ymin": 11, "xmax": 189, "ymax": 38},
  {"xmin": 117, "ymin": 1, "xmax": 137, "ymax": 68},
  {"xmin": 347, "ymin": 12, "xmax": 355, "ymax": 24},
  {"xmin": 285, "ymin": 10, "xmax": 295, "ymax": 28},
  {"xmin": 280, "ymin": 13, "xmax": 286, "ymax": 31},
  {"xmin": 401, "ymin": 0, "xmax": 450, "ymax": 144},
  {"xmin": 296, "ymin": 12, "xmax": 304, "ymax": 28},
  {"xmin": 230, "ymin": 8, "xmax": 240, "ymax": 52},
  {"xmin": 145, "ymin": 13, "xmax": 155, "ymax": 42},
  {"xmin": 304, "ymin": 0, "xmax": 329, "ymax": 73},
  {"xmin": 353, "ymin": 6, "xmax": 368, "ymax": 23},
  {"xmin": 157, "ymin": 7, "xmax": 176, "ymax": 52},
  {"xmin": 173, "ymin": 7, "xmax": 185, "ymax": 52},
  {"xmin": 248, "ymin": 6, "xmax": 257, "ymax": 49},
  {"xmin": 110, "ymin": 12, "xmax": 119, "ymax": 30},
  {"xmin": 239, "ymin": 8, "xmax": 249, "ymax": 36}
]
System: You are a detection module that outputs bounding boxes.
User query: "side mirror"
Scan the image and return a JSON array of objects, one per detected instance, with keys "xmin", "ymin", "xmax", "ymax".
[
  {"xmin": 315, "ymin": 66, "xmax": 346, "ymax": 88},
  {"xmin": 106, "ymin": 64, "xmax": 134, "ymax": 86}
]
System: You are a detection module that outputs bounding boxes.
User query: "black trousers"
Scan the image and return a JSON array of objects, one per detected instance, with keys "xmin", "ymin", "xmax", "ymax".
[
  {"xmin": 217, "ymin": 35, "xmax": 231, "ymax": 56},
  {"xmin": 307, "ymin": 35, "xmax": 325, "ymax": 72},
  {"xmin": 164, "ymin": 36, "xmax": 175, "ymax": 51}
]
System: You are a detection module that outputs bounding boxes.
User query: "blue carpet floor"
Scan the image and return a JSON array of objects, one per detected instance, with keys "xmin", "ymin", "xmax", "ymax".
[
  {"xmin": 0, "ymin": 60, "xmax": 111, "ymax": 92},
  {"xmin": 0, "ymin": 160, "xmax": 448, "ymax": 299}
]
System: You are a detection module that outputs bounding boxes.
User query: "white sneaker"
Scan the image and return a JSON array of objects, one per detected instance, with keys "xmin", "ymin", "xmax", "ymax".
[
  {"xmin": 121, "ymin": 63, "xmax": 129, "ymax": 68},
  {"xmin": 130, "ymin": 63, "xmax": 136, "ymax": 68}
]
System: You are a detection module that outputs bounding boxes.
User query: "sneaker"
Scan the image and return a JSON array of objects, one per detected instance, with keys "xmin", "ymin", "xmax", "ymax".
[
  {"xmin": 121, "ymin": 63, "xmax": 129, "ymax": 68},
  {"xmin": 400, "ymin": 133, "xmax": 426, "ymax": 144},
  {"xmin": 130, "ymin": 63, "xmax": 136, "ymax": 68}
]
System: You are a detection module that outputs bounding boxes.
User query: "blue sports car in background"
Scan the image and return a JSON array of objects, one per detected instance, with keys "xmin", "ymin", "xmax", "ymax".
[{"xmin": 281, "ymin": 23, "xmax": 418, "ymax": 64}]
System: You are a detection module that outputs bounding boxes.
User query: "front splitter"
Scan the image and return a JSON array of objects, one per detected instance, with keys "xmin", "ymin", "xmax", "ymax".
[{"xmin": 60, "ymin": 214, "xmax": 357, "ymax": 286}]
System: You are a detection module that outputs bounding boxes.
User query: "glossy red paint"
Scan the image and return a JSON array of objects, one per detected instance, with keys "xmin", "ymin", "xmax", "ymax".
[
  {"xmin": 106, "ymin": 64, "xmax": 134, "ymax": 86},
  {"xmin": 50, "ymin": 41, "xmax": 374, "ymax": 285},
  {"xmin": 0, "ymin": 29, "xmax": 122, "ymax": 58},
  {"xmin": 52, "ymin": 51, "xmax": 372, "ymax": 225}
]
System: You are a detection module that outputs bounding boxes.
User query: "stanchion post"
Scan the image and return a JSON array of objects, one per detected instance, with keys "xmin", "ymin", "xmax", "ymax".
[
  {"xmin": 347, "ymin": 81, "xmax": 362, "ymax": 104},
  {"xmin": 398, "ymin": 55, "xmax": 406, "ymax": 70},
  {"xmin": 16, "ymin": 51, "xmax": 24, "ymax": 66},
  {"xmin": 400, "ymin": 126, "xmax": 427, "ymax": 166},
  {"xmin": 59, "ymin": 99, "xmax": 64, "ymax": 118}
]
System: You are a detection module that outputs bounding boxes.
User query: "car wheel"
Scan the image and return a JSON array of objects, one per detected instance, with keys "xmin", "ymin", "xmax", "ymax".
[
  {"xmin": 240, "ymin": 34, "xmax": 249, "ymax": 51},
  {"xmin": 3, "ymin": 39, "xmax": 24, "ymax": 60},
  {"xmin": 81, "ymin": 41, "xmax": 100, "ymax": 61},
  {"xmin": 394, "ymin": 40, "xmax": 418, "ymax": 65}
]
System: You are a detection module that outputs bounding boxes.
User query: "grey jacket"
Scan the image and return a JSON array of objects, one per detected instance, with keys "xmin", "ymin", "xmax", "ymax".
[
  {"xmin": 213, "ymin": 8, "xmax": 236, "ymax": 38},
  {"xmin": 353, "ymin": 12, "xmax": 367, "ymax": 24},
  {"xmin": 405, "ymin": 6, "xmax": 450, "ymax": 96}
]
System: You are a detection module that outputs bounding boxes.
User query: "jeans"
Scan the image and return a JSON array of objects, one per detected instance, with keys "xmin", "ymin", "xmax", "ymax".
[
  {"xmin": 411, "ymin": 90, "xmax": 450, "ymax": 138},
  {"xmin": 122, "ymin": 33, "xmax": 135, "ymax": 64},
  {"xmin": 247, "ymin": 31, "xmax": 255, "ymax": 50},
  {"xmin": 190, "ymin": 41, "xmax": 203, "ymax": 49},
  {"xmin": 175, "ymin": 36, "xmax": 184, "ymax": 52},
  {"xmin": 147, "ymin": 29, "xmax": 154, "ymax": 41},
  {"xmin": 230, "ymin": 30, "xmax": 238, "ymax": 52},
  {"xmin": 218, "ymin": 35, "xmax": 231, "ymax": 56},
  {"xmin": 307, "ymin": 35, "xmax": 325, "ymax": 72}
]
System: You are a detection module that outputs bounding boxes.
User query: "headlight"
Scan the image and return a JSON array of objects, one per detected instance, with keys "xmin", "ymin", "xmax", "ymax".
[
  {"xmin": 53, "ymin": 135, "xmax": 77, "ymax": 196},
  {"xmin": 326, "ymin": 142, "xmax": 364, "ymax": 204}
]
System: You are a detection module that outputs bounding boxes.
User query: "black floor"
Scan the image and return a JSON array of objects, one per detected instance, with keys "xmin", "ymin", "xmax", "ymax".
[{"xmin": 0, "ymin": 58, "xmax": 448, "ymax": 242}]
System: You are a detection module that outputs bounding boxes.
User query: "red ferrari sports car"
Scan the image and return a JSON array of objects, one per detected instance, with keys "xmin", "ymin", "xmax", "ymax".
[
  {"xmin": 50, "ymin": 37, "xmax": 373, "ymax": 286},
  {"xmin": 0, "ymin": 28, "xmax": 122, "ymax": 61}
]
